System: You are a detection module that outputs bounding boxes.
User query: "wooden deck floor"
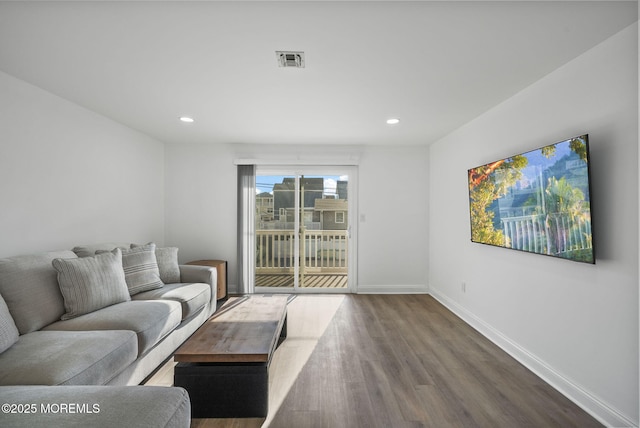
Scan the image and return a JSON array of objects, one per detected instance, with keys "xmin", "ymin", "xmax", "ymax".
[{"xmin": 256, "ymin": 274, "xmax": 347, "ymax": 288}]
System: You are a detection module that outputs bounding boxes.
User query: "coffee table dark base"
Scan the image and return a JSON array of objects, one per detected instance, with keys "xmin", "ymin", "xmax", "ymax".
[
  {"xmin": 175, "ymin": 363, "xmax": 268, "ymax": 418},
  {"xmin": 175, "ymin": 312, "xmax": 287, "ymax": 418}
]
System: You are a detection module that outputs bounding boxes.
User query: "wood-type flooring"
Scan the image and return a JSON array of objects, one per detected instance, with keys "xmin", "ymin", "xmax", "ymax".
[{"xmin": 147, "ymin": 294, "xmax": 603, "ymax": 428}]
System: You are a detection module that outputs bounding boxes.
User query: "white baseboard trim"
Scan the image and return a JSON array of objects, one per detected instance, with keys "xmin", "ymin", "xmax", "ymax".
[
  {"xmin": 429, "ymin": 289, "xmax": 637, "ymax": 428},
  {"xmin": 356, "ymin": 284, "xmax": 428, "ymax": 294}
]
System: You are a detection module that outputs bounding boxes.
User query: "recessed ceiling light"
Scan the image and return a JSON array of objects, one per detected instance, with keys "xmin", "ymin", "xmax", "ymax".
[
  {"xmin": 179, "ymin": 116, "xmax": 194, "ymax": 123},
  {"xmin": 386, "ymin": 118, "xmax": 400, "ymax": 125}
]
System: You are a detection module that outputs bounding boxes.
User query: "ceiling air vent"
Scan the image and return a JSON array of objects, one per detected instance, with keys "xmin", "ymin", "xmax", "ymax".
[{"xmin": 276, "ymin": 51, "xmax": 305, "ymax": 68}]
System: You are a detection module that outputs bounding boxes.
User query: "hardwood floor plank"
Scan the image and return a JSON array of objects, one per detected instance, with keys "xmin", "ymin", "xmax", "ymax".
[{"xmin": 415, "ymin": 384, "xmax": 469, "ymax": 427}]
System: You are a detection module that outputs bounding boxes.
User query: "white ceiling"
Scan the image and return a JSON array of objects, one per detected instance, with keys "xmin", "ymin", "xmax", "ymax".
[{"xmin": 0, "ymin": 1, "xmax": 636, "ymax": 145}]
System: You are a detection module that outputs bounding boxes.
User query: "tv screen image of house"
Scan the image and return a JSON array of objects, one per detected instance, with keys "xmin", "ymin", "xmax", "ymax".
[{"xmin": 468, "ymin": 134, "xmax": 594, "ymax": 264}]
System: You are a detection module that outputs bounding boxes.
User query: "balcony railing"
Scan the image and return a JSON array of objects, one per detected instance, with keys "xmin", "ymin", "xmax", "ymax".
[
  {"xmin": 501, "ymin": 211, "xmax": 592, "ymax": 256},
  {"xmin": 256, "ymin": 229, "xmax": 348, "ymax": 274}
]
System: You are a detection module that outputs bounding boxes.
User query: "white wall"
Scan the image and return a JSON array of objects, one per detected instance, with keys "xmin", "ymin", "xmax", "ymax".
[
  {"xmin": 357, "ymin": 145, "xmax": 428, "ymax": 292},
  {"xmin": 0, "ymin": 71, "xmax": 165, "ymax": 257},
  {"xmin": 428, "ymin": 23, "xmax": 638, "ymax": 427},
  {"xmin": 164, "ymin": 143, "xmax": 238, "ymax": 273},
  {"xmin": 164, "ymin": 143, "xmax": 428, "ymax": 293}
]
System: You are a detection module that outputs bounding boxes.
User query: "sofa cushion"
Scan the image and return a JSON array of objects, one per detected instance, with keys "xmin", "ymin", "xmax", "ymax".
[
  {"xmin": 0, "ymin": 250, "xmax": 74, "ymax": 334},
  {"xmin": 43, "ymin": 300, "xmax": 181, "ymax": 356},
  {"xmin": 72, "ymin": 242, "xmax": 130, "ymax": 258},
  {"xmin": 132, "ymin": 283, "xmax": 210, "ymax": 320},
  {"xmin": 0, "ymin": 293, "xmax": 18, "ymax": 353},
  {"xmin": 0, "ymin": 330, "xmax": 137, "ymax": 386},
  {"xmin": 0, "ymin": 385, "xmax": 191, "ymax": 428},
  {"xmin": 53, "ymin": 249, "xmax": 130, "ymax": 320},
  {"xmin": 120, "ymin": 244, "xmax": 164, "ymax": 295}
]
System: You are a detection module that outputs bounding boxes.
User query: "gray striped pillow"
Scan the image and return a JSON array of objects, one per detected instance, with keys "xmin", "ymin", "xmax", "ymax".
[
  {"xmin": 53, "ymin": 249, "xmax": 130, "ymax": 320},
  {"xmin": 121, "ymin": 243, "xmax": 164, "ymax": 295},
  {"xmin": 131, "ymin": 243, "xmax": 180, "ymax": 284},
  {"xmin": 0, "ymin": 292, "xmax": 19, "ymax": 353}
]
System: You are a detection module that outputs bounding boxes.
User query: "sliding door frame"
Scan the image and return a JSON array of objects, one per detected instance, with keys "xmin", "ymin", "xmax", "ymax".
[{"xmin": 255, "ymin": 165, "xmax": 358, "ymax": 294}]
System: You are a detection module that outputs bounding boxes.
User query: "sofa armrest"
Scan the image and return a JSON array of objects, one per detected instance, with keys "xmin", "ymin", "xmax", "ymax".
[
  {"xmin": 179, "ymin": 265, "xmax": 217, "ymax": 302},
  {"xmin": 0, "ymin": 385, "xmax": 190, "ymax": 428}
]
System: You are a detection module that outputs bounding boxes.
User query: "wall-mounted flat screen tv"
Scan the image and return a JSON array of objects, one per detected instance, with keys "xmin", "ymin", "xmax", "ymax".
[{"xmin": 468, "ymin": 134, "xmax": 594, "ymax": 264}]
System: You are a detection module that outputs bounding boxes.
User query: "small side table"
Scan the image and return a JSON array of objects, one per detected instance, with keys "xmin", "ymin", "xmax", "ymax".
[{"xmin": 186, "ymin": 260, "xmax": 227, "ymax": 301}]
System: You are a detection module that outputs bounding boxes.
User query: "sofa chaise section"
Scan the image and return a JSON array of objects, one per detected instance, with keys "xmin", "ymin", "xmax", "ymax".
[{"xmin": 0, "ymin": 385, "xmax": 190, "ymax": 428}]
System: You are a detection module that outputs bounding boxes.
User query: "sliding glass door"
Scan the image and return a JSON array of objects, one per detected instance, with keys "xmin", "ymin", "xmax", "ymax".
[{"xmin": 255, "ymin": 167, "xmax": 355, "ymax": 293}]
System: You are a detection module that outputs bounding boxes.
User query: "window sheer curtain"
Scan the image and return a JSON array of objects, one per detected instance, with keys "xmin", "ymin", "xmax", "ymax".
[{"xmin": 237, "ymin": 164, "xmax": 256, "ymax": 295}]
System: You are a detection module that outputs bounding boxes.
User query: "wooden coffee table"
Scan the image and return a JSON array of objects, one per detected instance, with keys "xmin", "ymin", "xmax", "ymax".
[{"xmin": 174, "ymin": 295, "xmax": 288, "ymax": 418}]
